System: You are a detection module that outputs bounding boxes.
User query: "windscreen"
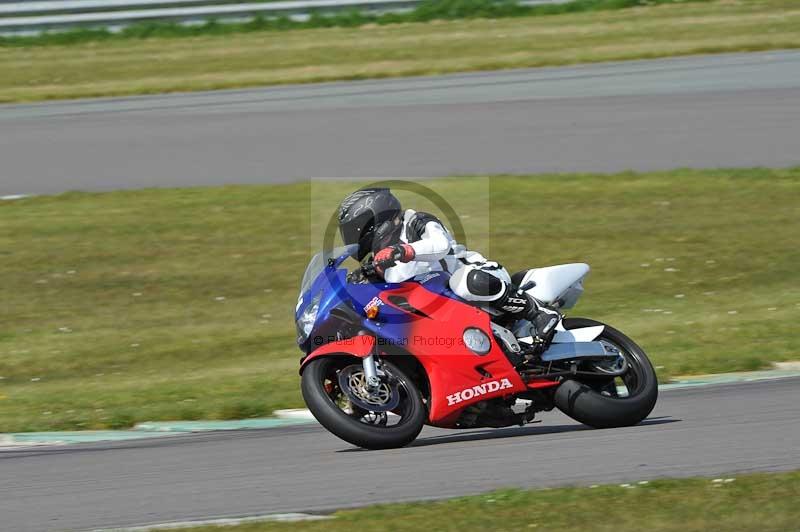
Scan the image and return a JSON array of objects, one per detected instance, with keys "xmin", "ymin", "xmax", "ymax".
[{"xmin": 298, "ymin": 244, "xmax": 358, "ymax": 298}]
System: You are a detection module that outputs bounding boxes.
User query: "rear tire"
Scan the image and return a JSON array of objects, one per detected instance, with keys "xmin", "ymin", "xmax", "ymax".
[
  {"xmin": 553, "ymin": 318, "xmax": 658, "ymax": 428},
  {"xmin": 301, "ymin": 357, "xmax": 427, "ymax": 449}
]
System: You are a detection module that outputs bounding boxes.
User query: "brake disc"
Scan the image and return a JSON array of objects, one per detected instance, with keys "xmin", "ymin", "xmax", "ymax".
[{"xmin": 337, "ymin": 364, "xmax": 401, "ymax": 413}]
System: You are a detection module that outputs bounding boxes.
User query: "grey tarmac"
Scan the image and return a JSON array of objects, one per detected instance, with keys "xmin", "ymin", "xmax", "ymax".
[
  {"xmin": 1, "ymin": 377, "xmax": 798, "ymax": 532},
  {"xmin": 1, "ymin": 50, "xmax": 800, "ymax": 195}
]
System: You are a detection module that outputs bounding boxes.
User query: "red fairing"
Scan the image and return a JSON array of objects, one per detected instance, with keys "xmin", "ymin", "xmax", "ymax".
[
  {"xmin": 299, "ymin": 336, "xmax": 375, "ymax": 374},
  {"xmin": 379, "ymin": 284, "xmax": 528, "ymax": 428}
]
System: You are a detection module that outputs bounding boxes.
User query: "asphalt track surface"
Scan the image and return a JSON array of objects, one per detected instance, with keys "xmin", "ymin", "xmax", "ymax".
[
  {"xmin": 2, "ymin": 50, "xmax": 800, "ymax": 195},
  {"xmin": 1, "ymin": 377, "xmax": 798, "ymax": 531}
]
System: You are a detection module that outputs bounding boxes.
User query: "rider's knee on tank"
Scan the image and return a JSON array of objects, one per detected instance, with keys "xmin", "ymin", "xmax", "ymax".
[
  {"xmin": 466, "ymin": 269, "xmax": 506, "ymax": 298},
  {"xmin": 450, "ymin": 264, "xmax": 534, "ymax": 319},
  {"xmin": 449, "ymin": 265, "xmax": 507, "ymax": 302},
  {"xmin": 449, "ymin": 265, "xmax": 508, "ymax": 304}
]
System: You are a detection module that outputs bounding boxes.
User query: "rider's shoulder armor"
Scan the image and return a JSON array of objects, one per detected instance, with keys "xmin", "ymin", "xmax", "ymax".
[{"xmin": 405, "ymin": 211, "xmax": 444, "ymax": 243}]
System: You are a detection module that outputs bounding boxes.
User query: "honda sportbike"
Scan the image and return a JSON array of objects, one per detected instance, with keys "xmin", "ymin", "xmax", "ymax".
[{"xmin": 296, "ymin": 244, "xmax": 658, "ymax": 449}]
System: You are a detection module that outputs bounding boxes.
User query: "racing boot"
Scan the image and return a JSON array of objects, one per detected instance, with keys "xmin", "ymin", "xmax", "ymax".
[
  {"xmin": 494, "ymin": 286, "xmax": 559, "ymax": 342},
  {"xmin": 524, "ymin": 296, "xmax": 560, "ymax": 343}
]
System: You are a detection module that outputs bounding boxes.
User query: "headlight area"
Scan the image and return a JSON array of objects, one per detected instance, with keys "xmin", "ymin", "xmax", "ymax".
[
  {"xmin": 296, "ymin": 292, "xmax": 322, "ymax": 344},
  {"xmin": 463, "ymin": 327, "xmax": 491, "ymax": 355}
]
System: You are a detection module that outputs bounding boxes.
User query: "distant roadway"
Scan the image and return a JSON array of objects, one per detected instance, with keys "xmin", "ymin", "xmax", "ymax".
[{"xmin": 1, "ymin": 50, "xmax": 800, "ymax": 195}]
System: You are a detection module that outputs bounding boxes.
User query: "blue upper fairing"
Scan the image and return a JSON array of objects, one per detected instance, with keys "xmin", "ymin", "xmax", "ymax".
[
  {"xmin": 296, "ymin": 245, "xmax": 400, "ymax": 349},
  {"xmin": 411, "ymin": 271, "xmax": 460, "ymax": 300},
  {"xmin": 295, "ymin": 246, "xmax": 464, "ymax": 352}
]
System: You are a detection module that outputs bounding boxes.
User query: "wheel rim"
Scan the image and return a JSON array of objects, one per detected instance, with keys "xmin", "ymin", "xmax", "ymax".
[
  {"xmin": 319, "ymin": 360, "xmax": 416, "ymax": 429},
  {"xmin": 585, "ymin": 337, "xmax": 649, "ymax": 399}
]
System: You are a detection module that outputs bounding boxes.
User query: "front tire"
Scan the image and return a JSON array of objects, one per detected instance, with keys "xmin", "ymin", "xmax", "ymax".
[
  {"xmin": 553, "ymin": 318, "xmax": 658, "ymax": 428},
  {"xmin": 301, "ymin": 357, "xmax": 427, "ymax": 449}
]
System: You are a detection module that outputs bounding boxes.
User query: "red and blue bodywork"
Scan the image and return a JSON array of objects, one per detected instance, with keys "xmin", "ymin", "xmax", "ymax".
[{"xmin": 296, "ymin": 245, "xmax": 557, "ymax": 428}]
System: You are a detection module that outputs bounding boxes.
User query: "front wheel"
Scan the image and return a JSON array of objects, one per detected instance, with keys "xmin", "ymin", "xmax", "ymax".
[
  {"xmin": 553, "ymin": 318, "xmax": 658, "ymax": 428},
  {"xmin": 301, "ymin": 357, "xmax": 427, "ymax": 449}
]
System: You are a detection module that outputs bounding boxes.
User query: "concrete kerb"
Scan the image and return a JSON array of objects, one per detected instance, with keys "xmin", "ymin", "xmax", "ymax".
[
  {"xmin": 658, "ymin": 368, "xmax": 800, "ymax": 391},
  {"xmin": 0, "ymin": 417, "xmax": 316, "ymax": 447}
]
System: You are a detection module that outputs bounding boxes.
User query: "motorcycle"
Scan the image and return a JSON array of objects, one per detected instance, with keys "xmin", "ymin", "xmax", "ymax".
[{"xmin": 295, "ymin": 244, "xmax": 658, "ymax": 449}]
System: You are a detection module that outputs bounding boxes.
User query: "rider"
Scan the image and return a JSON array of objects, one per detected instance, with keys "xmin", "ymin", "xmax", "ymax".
[{"xmin": 337, "ymin": 187, "xmax": 559, "ymax": 341}]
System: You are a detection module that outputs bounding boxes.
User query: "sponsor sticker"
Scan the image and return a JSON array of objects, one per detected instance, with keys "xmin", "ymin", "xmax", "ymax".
[
  {"xmin": 416, "ymin": 272, "xmax": 440, "ymax": 284},
  {"xmin": 363, "ymin": 296, "xmax": 384, "ymax": 318}
]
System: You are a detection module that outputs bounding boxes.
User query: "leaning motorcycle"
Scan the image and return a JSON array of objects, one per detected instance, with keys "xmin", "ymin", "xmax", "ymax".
[{"xmin": 296, "ymin": 244, "xmax": 658, "ymax": 449}]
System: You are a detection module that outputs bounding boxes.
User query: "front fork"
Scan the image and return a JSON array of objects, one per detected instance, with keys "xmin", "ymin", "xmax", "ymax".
[{"xmin": 362, "ymin": 352, "xmax": 381, "ymax": 389}]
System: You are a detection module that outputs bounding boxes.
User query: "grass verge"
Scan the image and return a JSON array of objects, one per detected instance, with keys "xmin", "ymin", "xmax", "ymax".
[
  {"xmin": 0, "ymin": 0, "xmax": 708, "ymax": 47},
  {"xmin": 183, "ymin": 472, "xmax": 800, "ymax": 531},
  {"xmin": 1, "ymin": 0, "xmax": 799, "ymax": 102},
  {"xmin": 1, "ymin": 168, "xmax": 799, "ymax": 432}
]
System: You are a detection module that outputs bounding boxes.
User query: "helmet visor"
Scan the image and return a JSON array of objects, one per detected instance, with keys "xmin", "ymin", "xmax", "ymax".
[{"xmin": 372, "ymin": 215, "xmax": 403, "ymax": 252}]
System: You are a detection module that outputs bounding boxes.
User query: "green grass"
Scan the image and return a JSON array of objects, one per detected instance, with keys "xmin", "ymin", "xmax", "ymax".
[
  {"xmin": 1, "ymin": 168, "xmax": 799, "ymax": 432},
  {"xmin": 181, "ymin": 471, "xmax": 800, "ymax": 532},
  {"xmin": 1, "ymin": 0, "xmax": 799, "ymax": 102},
  {"xmin": 0, "ymin": 0, "xmax": 711, "ymax": 47}
]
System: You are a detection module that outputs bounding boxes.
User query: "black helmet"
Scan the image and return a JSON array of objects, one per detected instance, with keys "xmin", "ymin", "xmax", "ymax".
[{"xmin": 338, "ymin": 188, "xmax": 403, "ymax": 260}]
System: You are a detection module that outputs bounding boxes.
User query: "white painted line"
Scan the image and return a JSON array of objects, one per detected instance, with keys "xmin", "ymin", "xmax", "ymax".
[
  {"xmin": 90, "ymin": 513, "xmax": 331, "ymax": 531},
  {"xmin": 0, "ymin": 194, "xmax": 31, "ymax": 200},
  {"xmin": 0, "ymin": 435, "xmax": 58, "ymax": 449},
  {"xmin": 273, "ymin": 408, "xmax": 316, "ymax": 420},
  {"xmin": 0, "ymin": 435, "xmax": 25, "ymax": 449},
  {"xmin": 773, "ymin": 361, "xmax": 800, "ymax": 370}
]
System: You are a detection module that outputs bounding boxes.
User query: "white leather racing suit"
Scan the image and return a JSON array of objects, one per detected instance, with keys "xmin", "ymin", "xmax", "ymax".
[{"xmin": 382, "ymin": 209, "xmax": 513, "ymax": 306}]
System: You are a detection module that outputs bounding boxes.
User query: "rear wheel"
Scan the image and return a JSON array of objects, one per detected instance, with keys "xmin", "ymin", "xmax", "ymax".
[
  {"xmin": 552, "ymin": 318, "xmax": 658, "ymax": 428},
  {"xmin": 301, "ymin": 357, "xmax": 427, "ymax": 449}
]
